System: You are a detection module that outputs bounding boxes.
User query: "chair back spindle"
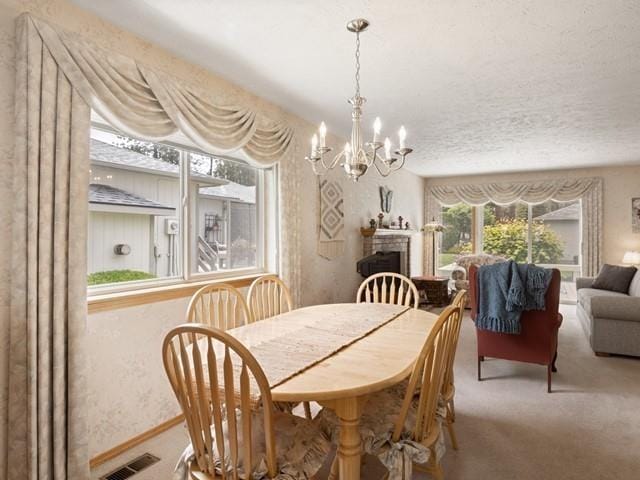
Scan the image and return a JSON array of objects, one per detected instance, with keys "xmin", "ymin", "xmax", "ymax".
[
  {"xmin": 247, "ymin": 275, "xmax": 293, "ymax": 322},
  {"xmin": 187, "ymin": 283, "xmax": 251, "ymax": 329},
  {"xmin": 357, "ymin": 272, "xmax": 419, "ymax": 309}
]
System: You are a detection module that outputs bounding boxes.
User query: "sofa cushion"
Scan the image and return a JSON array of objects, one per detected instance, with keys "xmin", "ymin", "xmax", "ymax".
[
  {"xmin": 577, "ymin": 288, "xmax": 629, "ymax": 318},
  {"xmin": 592, "ymin": 264, "xmax": 638, "ymax": 294},
  {"xmin": 629, "ymin": 271, "xmax": 640, "ymax": 298}
]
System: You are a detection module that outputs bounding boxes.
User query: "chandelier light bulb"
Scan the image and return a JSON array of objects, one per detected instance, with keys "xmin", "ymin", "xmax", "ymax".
[
  {"xmin": 384, "ymin": 137, "xmax": 391, "ymax": 160},
  {"xmin": 373, "ymin": 117, "xmax": 382, "ymax": 142},
  {"xmin": 398, "ymin": 126, "xmax": 407, "ymax": 149},
  {"xmin": 319, "ymin": 121, "xmax": 327, "ymax": 148}
]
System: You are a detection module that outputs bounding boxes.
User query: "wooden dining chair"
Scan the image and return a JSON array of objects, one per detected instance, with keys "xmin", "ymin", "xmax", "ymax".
[
  {"xmin": 247, "ymin": 275, "xmax": 293, "ymax": 322},
  {"xmin": 356, "ymin": 272, "xmax": 420, "ymax": 308},
  {"xmin": 441, "ymin": 290, "xmax": 467, "ymax": 451},
  {"xmin": 163, "ymin": 324, "xmax": 330, "ymax": 479},
  {"xmin": 247, "ymin": 275, "xmax": 314, "ymax": 420},
  {"xmin": 326, "ymin": 305, "xmax": 459, "ymax": 480},
  {"xmin": 187, "ymin": 283, "xmax": 251, "ymax": 330}
]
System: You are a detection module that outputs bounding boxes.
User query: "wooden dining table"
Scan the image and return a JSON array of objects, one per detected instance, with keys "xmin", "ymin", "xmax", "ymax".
[{"xmin": 219, "ymin": 302, "xmax": 439, "ymax": 480}]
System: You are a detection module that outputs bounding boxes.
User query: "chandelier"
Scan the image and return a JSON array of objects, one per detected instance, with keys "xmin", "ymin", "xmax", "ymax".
[{"xmin": 305, "ymin": 18, "xmax": 413, "ymax": 182}]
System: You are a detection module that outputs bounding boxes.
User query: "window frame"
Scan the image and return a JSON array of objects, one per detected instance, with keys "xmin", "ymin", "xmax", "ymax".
[
  {"xmin": 86, "ymin": 124, "xmax": 278, "ymax": 299},
  {"xmin": 438, "ymin": 201, "xmax": 583, "ymax": 270}
]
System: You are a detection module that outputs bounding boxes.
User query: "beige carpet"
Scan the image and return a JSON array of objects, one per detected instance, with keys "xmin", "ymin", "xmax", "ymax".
[{"xmin": 92, "ymin": 305, "xmax": 640, "ymax": 479}]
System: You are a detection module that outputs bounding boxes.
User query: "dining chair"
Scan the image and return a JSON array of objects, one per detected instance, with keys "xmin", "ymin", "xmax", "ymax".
[
  {"xmin": 441, "ymin": 290, "xmax": 468, "ymax": 451},
  {"xmin": 247, "ymin": 275, "xmax": 313, "ymax": 420},
  {"xmin": 187, "ymin": 283, "xmax": 251, "ymax": 330},
  {"xmin": 324, "ymin": 305, "xmax": 459, "ymax": 480},
  {"xmin": 162, "ymin": 324, "xmax": 330, "ymax": 479},
  {"xmin": 356, "ymin": 272, "xmax": 420, "ymax": 308},
  {"xmin": 247, "ymin": 275, "xmax": 293, "ymax": 322}
]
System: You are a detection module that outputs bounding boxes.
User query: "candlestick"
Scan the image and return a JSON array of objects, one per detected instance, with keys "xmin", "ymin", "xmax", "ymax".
[
  {"xmin": 319, "ymin": 122, "xmax": 327, "ymax": 148},
  {"xmin": 311, "ymin": 134, "xmax": 318, "ymax": 157},
  {"xmin": 384, "ymin": 137, "xmax": 391, "ymax": 160},
  {"xmin": 373, "ymin": 117, "xmax": 381, "ymax": 143},
  {"xmin": 398, "ymin": 126, "xmax": 407, "ymax": 149}
]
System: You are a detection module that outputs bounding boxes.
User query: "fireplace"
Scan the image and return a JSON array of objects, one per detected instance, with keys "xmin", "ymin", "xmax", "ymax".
[
  {"xmin": 360, "ymin": 230, "xmax": 413, "ymax": 277},
  {"xmin": 357, "ymin": 251, "xmax": 401, "ymax": 278}
]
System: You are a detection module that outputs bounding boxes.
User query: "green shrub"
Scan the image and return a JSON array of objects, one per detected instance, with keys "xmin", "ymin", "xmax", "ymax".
[
  {"xmin": 482, "ymin": 219, "xmax": 564, "ymax": 263},
  {"xmin": 88, "ymin": 269, "xmax": 156, "ymax": 286}
]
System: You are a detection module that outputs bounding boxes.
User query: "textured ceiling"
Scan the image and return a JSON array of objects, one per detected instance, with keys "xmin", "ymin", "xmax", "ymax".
[{"xmin": 71, "ymin": 0, "xmax": 640, "ymax": 177}]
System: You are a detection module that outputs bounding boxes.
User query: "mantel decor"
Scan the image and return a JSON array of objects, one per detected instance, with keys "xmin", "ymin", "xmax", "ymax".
[{"xmin": 304, "ymin": 19, "xmax": 414, "ymax": 181}]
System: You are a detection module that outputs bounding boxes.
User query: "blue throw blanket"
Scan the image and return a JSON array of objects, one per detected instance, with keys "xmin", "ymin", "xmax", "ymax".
[{"xmin": 476, "ymin": 260, "xmax": 553, "ymax": 334}]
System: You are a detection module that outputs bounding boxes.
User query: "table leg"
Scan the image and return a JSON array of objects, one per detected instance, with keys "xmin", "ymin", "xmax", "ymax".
[{"xmin": 334, "ymin": 396, "xmax": 364, "ymax": 480}]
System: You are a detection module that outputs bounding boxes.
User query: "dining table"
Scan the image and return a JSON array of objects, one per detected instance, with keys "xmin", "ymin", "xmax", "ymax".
[{"xmin": 207, "ymin": 302, "xmax": 439, "ymax": 480}]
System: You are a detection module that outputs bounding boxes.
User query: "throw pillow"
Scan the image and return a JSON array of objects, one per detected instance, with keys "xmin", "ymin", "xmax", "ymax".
[{"xmin": 592, "ymin": 264, "xmax": 638, "ymax": 294}]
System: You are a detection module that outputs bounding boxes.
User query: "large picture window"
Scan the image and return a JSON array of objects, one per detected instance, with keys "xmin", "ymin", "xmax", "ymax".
[
  {"xmin": 87, "ymin": 125, "xmax": 276, "ymax": 291},
  {"xmin": 438, "ymin": 200, "xmax": 581, "ymax": 302}
]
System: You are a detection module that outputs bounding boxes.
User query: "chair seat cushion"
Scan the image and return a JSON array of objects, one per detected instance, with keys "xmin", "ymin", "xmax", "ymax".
[
  {"xmin": 174, "ymin": 410, "xmax": 330, "ymax": 480},
  {"xmin": 318, "ymin": 382, "xmax": 445, "ymax": 480}
]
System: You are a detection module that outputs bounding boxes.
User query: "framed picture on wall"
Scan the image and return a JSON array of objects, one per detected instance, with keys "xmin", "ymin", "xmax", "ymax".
[{"xmin": 633, "ymin": 198, "xmax": 640, "ymax": 233}]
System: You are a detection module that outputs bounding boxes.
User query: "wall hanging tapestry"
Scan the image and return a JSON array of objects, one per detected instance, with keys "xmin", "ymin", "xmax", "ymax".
[{"xmin": 318, "ymin": 179, "xmax": 345, "ymax": 260}]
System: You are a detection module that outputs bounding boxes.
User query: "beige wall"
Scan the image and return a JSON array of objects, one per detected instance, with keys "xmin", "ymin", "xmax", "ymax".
[
  {"xmin": 426, "ymin": 165, "xmax": 640, "ymax": 267},
  {"xmin": 0, "ymin": 0, "xmax": 425, "ymax": 460}
]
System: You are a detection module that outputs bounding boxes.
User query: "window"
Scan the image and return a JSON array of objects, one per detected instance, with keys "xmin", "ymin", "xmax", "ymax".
[
  {"xmin": 87, "ymin": 126, "xmax": 276, "ymax": 291},
  {"xmin": 438, "ymin": 204, "xmax": 473, "ymax": 276},
  {"xmin": 438, "ymin": 199, "xmax": 581, "ymax": 302}
]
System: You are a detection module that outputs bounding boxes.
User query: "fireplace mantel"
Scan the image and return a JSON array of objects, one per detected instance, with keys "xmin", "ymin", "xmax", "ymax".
[{"xmin": 361, "ymin": 228, "xmax": 419, "ymax": 237}]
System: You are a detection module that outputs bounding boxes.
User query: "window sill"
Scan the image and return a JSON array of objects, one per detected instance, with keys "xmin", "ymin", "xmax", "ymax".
[{"xmin": 87, "ymin": 273, "xmax": 263, "ymax": 314}]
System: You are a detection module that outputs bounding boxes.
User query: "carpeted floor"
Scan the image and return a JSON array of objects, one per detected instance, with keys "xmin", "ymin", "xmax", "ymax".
[{"xmin": 92, "ymin": 305, "xmax": 640, "ymax": 479}]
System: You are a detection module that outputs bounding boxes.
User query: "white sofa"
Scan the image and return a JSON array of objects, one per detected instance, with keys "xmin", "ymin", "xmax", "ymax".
[{"xmin": 576, "ymin": 270, "xmax": 640, "ymax": 357}]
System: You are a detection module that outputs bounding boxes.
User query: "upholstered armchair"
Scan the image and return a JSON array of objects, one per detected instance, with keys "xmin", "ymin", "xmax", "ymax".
[
  {"xmin": 450, "ymin": 254, "xmax": 507, "ymax": 300},
  {"xmin": 469, "ymin": 265, "xmax": 563, "ymax": 392}
]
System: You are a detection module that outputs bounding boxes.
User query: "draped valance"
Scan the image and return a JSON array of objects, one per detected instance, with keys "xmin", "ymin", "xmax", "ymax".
[
  {"xmin": 29, "ymin": 14, "xmax": 294, "ymax": 166},
  {"xmin": 429, "ymin": 177, "xmax": 601, "ymax": 206}
]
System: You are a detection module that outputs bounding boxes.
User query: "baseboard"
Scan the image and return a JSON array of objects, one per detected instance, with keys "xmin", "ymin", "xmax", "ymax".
[{"xmin": 89, "ymin": 414, "xmax": 184, "ymax": 469}]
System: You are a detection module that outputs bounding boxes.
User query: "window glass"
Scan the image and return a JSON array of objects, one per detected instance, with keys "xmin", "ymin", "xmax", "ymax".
[
  {"xmin": 87, "ymin": 129, "xmax": 182, "ymax": 286},
  {"xmin": 439, "ymin": 204, "xmax": 473, "ymax": 276},
  {"xmin": 481, "ymin": 202, "xmax": 529, "ymax": 262},
  {"xmin": 87, "ymin": 125, "xmax": 271, "ymax": 290},
  {"xmin": 189, "ymin": 152, "xmax": 259, "ymax": 274}
]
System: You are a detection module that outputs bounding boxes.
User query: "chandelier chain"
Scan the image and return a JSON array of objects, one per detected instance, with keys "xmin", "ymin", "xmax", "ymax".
[{"xmin": 354, "ymin": 31, "xmax": 361, "ymax": 98}]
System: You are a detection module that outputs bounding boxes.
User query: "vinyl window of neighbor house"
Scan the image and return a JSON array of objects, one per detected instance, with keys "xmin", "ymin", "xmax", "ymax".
[{"xmin": 87, "ymin": 124, "xmax": 277, "ymax": 293}]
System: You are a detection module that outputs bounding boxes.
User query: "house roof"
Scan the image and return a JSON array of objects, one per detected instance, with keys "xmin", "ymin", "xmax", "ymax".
[
  {"xmin": 199, "ymin": 183, "xmax": 256, "ymax": 204},
  {"xmin": 533, "ymin": 203, "xmax": 580, "ymax": 221},
  {"xmin": 89, "ymin": 183, "xmax": 175, "ymax": 212},
  {"xmin": 90, "ymin": 139, "xmax": 226, "ymax": 186}
]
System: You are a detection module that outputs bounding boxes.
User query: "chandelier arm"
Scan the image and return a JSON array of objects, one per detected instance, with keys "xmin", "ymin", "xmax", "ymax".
[{"xmin": 372, "ymin": 160, "xmax": 392, "ymax": 177}]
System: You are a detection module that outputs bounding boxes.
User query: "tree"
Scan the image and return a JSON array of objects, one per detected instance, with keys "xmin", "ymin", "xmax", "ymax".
[
  {"xmin": 482, "ymin": 219, "xmax": 564, "ymax": 263},
  {"xmin": 442, "ymin": 204, "xmax": 472, "ymax": 252},
  {"xmin": 114, "ymin": 136, "xmax": 256, "ymax": 186},
  {"xmin": 212, "ymin": 158, "xmax": 256, "ymax": 186},
  {"xmin": 115, "ymin": 136, "xmax": 180, "ymax": 164}
]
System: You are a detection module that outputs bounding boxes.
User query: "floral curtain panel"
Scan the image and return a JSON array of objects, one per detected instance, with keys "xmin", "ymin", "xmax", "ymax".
[
  {"xmin": 8, "ymin": 13, "xmax": 300, "ymax": 480},
  {"xmin": 426, "ymin": 177, "xmax": 603, "ymax": 276}
]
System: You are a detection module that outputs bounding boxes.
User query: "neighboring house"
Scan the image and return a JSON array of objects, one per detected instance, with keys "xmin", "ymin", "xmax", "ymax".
[
  {"xmin": 533, "ymin": 203, "xmax": 580, "ymax": 263},
  {"xmin": 88, "ymin": 139, "xmax": 256, "ymax": 277}
]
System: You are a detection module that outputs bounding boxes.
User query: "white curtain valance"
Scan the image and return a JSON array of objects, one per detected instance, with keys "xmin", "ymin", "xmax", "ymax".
[
  {"xmin": 429, "ymin": 177, "xmax": 601, "ymax": 206},
  {"xmin": 30, "ymin": 14, "xmax": 293, "ymax": 166}
]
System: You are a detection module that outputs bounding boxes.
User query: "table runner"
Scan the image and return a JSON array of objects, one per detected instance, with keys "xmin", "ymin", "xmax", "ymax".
[{"xmin": 201, "ymin": 303, "xmax": 409, "ymax": 403}]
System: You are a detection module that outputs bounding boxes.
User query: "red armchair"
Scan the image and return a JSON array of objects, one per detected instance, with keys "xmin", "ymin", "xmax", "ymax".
[{"xmin": 469, "ymin": 265, "xmax": 563, "ymax": 393}]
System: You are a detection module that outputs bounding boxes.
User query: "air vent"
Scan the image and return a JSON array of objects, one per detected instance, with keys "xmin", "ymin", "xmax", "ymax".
[{"xmin": 100, "ymin": 453, "xmax": 161, "ymax": 480}]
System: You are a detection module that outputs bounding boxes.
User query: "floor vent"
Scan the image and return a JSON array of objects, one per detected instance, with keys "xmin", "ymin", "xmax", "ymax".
[{"xmin": 100, "ymin": 453, "xmax": 161, "ymax": 480}]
